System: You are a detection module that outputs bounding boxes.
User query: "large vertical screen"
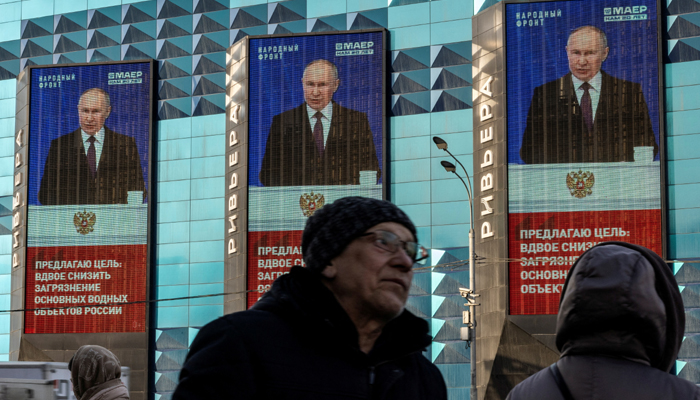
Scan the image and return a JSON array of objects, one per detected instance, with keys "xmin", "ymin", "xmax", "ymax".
[
  {"xmin": 25, "ymin": 62, "xmax": 151, "ymax": 333},
  {"xmin": 506, "ymin": 1, "xmax": 662, "ymax": 314},
  {"xmin": 247, "ymin": 32, "xmax": 385, "ymax": 307}
]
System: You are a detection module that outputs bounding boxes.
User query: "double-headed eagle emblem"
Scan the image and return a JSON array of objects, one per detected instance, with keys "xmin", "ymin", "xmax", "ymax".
[
  {"xmin": 299, "ymin": 192, "xmax": 325, "ymax": 217},
  {"xmin": 566, "ymin": 170, "xmax": 595, "ymax": 199},
  {"xmin": 73, "ymin": 210, "xmax": 96, "ymax": 235}
]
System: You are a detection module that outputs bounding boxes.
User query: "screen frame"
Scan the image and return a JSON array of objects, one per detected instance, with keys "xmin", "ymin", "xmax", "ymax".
[
  {"xmin": 501, "ymin": 0, "xmax": 666, "ymax": 316},
  {"xmin": 22, "ymin": 59, "xmax": 156, "ymax": 334}
]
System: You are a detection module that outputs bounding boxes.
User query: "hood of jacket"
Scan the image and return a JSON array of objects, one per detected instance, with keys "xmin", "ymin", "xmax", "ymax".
[
  {"xmin": 252, "ymin": 266, "xmax": 432, "ymax": 362},
  {"xmin": 556, "ymin": 242, "xmax": 684, "ymax": 372}
]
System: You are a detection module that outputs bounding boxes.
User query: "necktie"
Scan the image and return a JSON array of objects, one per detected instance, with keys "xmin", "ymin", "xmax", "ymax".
[
  {"xmin": 580, "ymin": 82, "xmax": 593, "ymax": 132},
  {"xmin": 87, "ymin": 136, "xmax": 97, "ymax": 177},
  {"xmin": 312, "ymin": 111, "xmax": 324, "ymax": 156}
]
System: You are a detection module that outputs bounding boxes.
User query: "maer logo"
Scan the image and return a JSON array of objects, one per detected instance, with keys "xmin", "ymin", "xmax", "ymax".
[
  {"xmin": 107, "ymin": 71, "xmax": 143, "ymax": 85},
  {"xmin": 604, "ymin": 5, "xmax": 648, "ymax": 21},
  {"xmin": 335, "ymin": 41, "xmax": 374, "ymax": 56}
]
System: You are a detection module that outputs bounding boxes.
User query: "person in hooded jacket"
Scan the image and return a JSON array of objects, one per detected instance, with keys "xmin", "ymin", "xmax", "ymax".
[
  {"xmin": 69, "ymin": 345, "xmax": 129, "ymax": 400},
  {"xmin": 507, "ymin": 242, "xmax": 700, "ymax": 400},
  {"xmin": 173, "ymin": 196, "xmax": 447, "ymax": 400}
]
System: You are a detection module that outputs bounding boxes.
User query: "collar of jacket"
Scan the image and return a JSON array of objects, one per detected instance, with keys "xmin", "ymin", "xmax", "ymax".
[{"xmin": 252, "ymin": 266, "xmax": 432, "ymax": 363}]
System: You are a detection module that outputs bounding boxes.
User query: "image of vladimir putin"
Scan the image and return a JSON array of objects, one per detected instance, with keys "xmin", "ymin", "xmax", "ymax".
[
  {"xmin": 38, "ymin": 88, "xmax": 145, "ymax": 205},
  {"xmin": 520, "ymin": 26, "xmax": 659, "ymax": 164},
  {"xmin": 259, "ymin": 59, "xmax": 381, "ymax": 186}
]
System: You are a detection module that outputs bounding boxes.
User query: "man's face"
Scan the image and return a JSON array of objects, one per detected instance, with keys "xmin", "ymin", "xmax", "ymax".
[
  {"xmin": 302, "ymin": 63, "xmax": 339, "ymax": 112},
  {"xmin": 78, "ymin": 92, "xmax": 111, "ymax": 135},
  {"xmin": 322, "ymin": 222, "xmax": 415, "ymax": 322},
  {"xmin": 566, "ymin": 29, "xmax": 609, "ymax": 82}
]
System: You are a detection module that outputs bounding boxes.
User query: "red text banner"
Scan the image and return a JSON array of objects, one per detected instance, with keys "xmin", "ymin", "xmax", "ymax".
[
  {"xmin": 247, "ymin": 231, "xmax": 304, "ymax": 308},
  {"xmin": 509, "ymin": 209, "xmax": 662, "ymax": 315},
  {"xmin": 25, "ymin": 245, "xmax": 147, "ymax": 333}
]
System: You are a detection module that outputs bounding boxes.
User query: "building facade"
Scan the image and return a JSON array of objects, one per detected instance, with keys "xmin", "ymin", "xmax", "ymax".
[{"xmin": 1, "ymin": 0, "xmax": 700, "ymax": 399}]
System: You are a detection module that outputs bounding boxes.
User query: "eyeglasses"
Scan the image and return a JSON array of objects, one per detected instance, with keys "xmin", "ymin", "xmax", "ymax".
[{"xmin": 360, "ymin": 230, "xmax": 429, "ymax": 263}]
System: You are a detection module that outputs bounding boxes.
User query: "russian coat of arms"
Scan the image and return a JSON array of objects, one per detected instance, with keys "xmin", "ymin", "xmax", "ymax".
[
  {"xmin": 73, "ymin": 210, "xmax": 96, "ymax": 235},
  {"xmin": 300, "ymin": 192, "xmax": 325, "ymax": 217},
  {"xmin": 566, "ymin": 170, "xmax": 595, "ymax": 199}
]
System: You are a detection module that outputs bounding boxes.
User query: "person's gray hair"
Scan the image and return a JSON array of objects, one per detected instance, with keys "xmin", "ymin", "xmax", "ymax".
[
  {"xmin": 79, "ymin": 88, "xmax": 111, "ymax": 109},
  {"xmin": 568, "ymin": 26, "xmax": 608, "ymax": 50},
  {"xmin": 303, "ymin": 59, "xmax": 338, "ymax": 81}
]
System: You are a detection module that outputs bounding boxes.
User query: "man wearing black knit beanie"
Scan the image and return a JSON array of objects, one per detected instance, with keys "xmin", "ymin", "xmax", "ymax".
[{"xmin": 174, "ymin": 196, "xmax": 447, "ymax": 400}]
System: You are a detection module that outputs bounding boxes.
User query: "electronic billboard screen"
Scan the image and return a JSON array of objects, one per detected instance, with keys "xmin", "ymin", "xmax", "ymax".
[
  {"xmin": 246, "ymin": 31, "xmax": 385, "ymax": 307},
  {"xmin": 506, "ymin": 1, "xmax": 662, "ymax": 314},
  {"xmin": 24, "ymin": 62, "xmax": 151, "ymax": 333}
]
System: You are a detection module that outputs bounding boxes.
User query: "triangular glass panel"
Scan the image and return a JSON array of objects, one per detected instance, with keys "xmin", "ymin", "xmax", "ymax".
[
  {"xmin": 55, "ymin": 16, "xmax": 84, "ymax": 34},
  {"xmin": 88, "ymin": 31, "xmax": 120, "ymax": 49},
  {"xmin": 231, "ymin": 9, "xmax": 265, "ymax": 29},
  {"xmin": 432, "ymin": 47, "xmax": 470, "ymax": 68},
  {"xmin": 158, "ymin": 0, "xmax": 191, "ymax": 19},
  {"xmin": 88, "ymin": 10, "xmax": 120, "ymax": 29},
  {"xmin": 159, "ymin": 101, "xmax": 190, "ymax": 119},
  {"xmin": 431, "ymin": 69, "xmax": 470, "ymax": 90},
  {"xmin": 123, "ymin": 45, "xmax": 151, "ymax": 60},
  {"xmin": 192, "ymin": 76, "xmax": 224, "ymax": 96},
  {"xmin": 193, "ymin": 35, "xmax": 226, "ymax": 54},
  {"xmin": 268, "ymin": 4, "xmax": 304, "ymax": 24},
  {"xmin": 392, "ymin": 52, "xmax": 428, "ymax": 72},
  {"xmin": 158, "ymin": 40, "xmax": 190, "ymax": 59},
  {"xmin": 54, "ymin": 36, "xmax": 85, "ymax": 53},
  {"xmin": 392, "ymin": 74, "xmax": 428, "ymax": 94},
  {"xmin": 21, "ymin": 41, "xmax": 51, "ymax": 58},
  {"xmin": 192, "ymin": 96, "xmax": 225, "ymax": 116},
  {"xmin": 159, "ymin": 60, "xmax": 191, "ymax": 79},
  {"xmin": 123, "ymin": 26, "xmax": 155, "ymax": 45},
  {"xmin": 350, "ymin": 14, "xmax": 383, "ymax": 30},
  {"xmin": 159, "ymin": 81, "xmax": 190, "ymax": 99},
  {"xmin": 391, "ymin": 96, "xmax": 428, "ymax": 116},
  {"xmin": 123, "ymin": 5, "xmax": 155, "ymax": 24},
  {"xmin": 193, "ymin": 56, "xmax": 224, "ymax": 75},
  {"xmin": 22, "ymin": 21, "xmax": 52, "ymax": 39},
  {"xmin": 194, "ymin": 0, "xmax": 227, "ymax": 13},
  {"xmin": 193, "ymin": 14, "xmax": 227, "ymax": 34}
]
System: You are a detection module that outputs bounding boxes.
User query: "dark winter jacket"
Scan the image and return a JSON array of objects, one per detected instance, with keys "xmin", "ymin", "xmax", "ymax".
[
  {"xmin": 507, "ymin": 242, "xmax": 700, "ymax": 400},
  {"xmin": 173, "ymin": 266, "xmax": 447, "ymax": 400}
]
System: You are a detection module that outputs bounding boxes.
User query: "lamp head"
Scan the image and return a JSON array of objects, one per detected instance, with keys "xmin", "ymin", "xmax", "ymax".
[
  {"xmin": 433, "ymin": 136, "xmax": 448, "ymax": 150},
  {"xmin": 440, "ymin": 160, "xmax": 456, "ymax": 172}
]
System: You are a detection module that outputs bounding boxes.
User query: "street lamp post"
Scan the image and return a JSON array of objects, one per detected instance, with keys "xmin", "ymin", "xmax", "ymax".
[{"xmin": 434, "ymin": 137, "xmax": 478, "ymax": 400}]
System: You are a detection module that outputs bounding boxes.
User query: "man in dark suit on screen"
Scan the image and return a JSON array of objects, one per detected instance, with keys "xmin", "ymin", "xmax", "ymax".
[
  {"xmin": 259, "ymin": 59, "xmax": 380, "ymax": 186},
  {"xmin": 520, "ymin": 26, "xmax": 659, "ymax": 164},
  {"xmin": 38, "ymin": 88, "xmax": 145, "ymax": 205}
]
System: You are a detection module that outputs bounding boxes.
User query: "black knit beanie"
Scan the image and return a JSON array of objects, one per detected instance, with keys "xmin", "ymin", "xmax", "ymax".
[{"xmin": 301, "ymin": 196, "xmax": 417, "ymax": 272}]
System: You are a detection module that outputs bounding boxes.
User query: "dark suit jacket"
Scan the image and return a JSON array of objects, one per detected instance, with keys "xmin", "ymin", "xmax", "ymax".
[
  {"xmin": 38, "ymin": 127, "xmax": 145, "ymax": 205},
  {"xmin": 520, "ymin": 71, "xmax": 658, "ymax": 164},
  {"xmin": 259, "ymin": 102, "xmax": 381, "ymax": 186}
]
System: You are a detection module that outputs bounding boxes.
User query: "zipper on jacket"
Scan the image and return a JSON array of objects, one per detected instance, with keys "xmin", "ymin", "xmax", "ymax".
[{"xmin": 368, "ymin": 366, "xmax": 375, "ymax": 385}]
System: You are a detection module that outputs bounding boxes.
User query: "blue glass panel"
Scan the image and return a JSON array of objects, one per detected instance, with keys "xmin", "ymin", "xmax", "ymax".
[
  {"xmin": 668, "ymin": 159, "xmax": 700, "ymax": 185},
  {"xmin": 157, "ymin": 159, "xmax": 191, "ymax": 182},
  {"xmin": 391, "ymin": 181, "xmax": 431, "ymax": 206},
  {"xmin": 189, "ymin": 283, "xmax": 224, "ymax": 305},
  {"xmin": 191, "ymin": 135, "xmax": 226, "ymax": 158},
  {"xmin": 0, "ymin": 21, "xmax": 20, "ymax": 42},
  {"xmin": 431, "ymin": 109, "xmax": 472, "ymax": 134},
  {"xmin": 189, "ymin": 304, "xmax": 223, "ymax": 327},
  {"xmin": 54, "ymin": 0, "xmax": 87, "ymax": 14},
  {"xmin": 667, "ymin": 109, "xmax": 700, "ymax": 137},
  {"xmin": 416, "ymin": 226, "xmax": 431, "ymax": 248},
  {"xmin": 157, "ymin": 200, "xmax": 191, "ymax": 223},
  {"xmin": 347, "ymin": 0, "xmax": 386, "ymax": 12},
  {"xmin": 431, "ymin": 20, "xmax": 471, "ymax": 45},
  {"xmin": 0, "ymin": 314, "xmax": 9, "ymax": 332},
  {"xmin": 391, "ymin": 25, "xmax": 431, "ymax": 50},
  {"xmin": 0, "ymin": 177, "xmax": 8, "ymax": 196},
  {"xmin": 430, "ymin": 154, "xmax": 472, "ymax": 181},
  {"xmin": 0, "ymin": 99, "xmax": 15, "ymax": 119},
  {"xmin": 158, "ymin": 138, "xmax": 192, "ymax": 161},
  {"xmin": 189, "ymin": 262, "xmax": 223, "ymax": 285},
  {"xmin": 191, "ymin": 114, "xmax": 225, "ymax": 137},
  {"xmin": 0, "ymin": 295, "xmax": 9, "ymax": 312},
  {"xmin": 669, "ymin": 184, "xmax": 700, "ymax": 210},
  {"xmin": 307, "ymin": 0, "xmax": 346, "ymax": 19},
  {"xmin": 391, "ymin": 158, "xmax": 431, "ymax": 183},
  {"xmin": 190, "ymin": 156, "xmax": 225, "ymax": 179},
  {"xmin": 0, "ymin": 334, "xmax": 9, "ymax": 353},
  {"xmin": 21, "ymin": 0, "xmax": 54, "ymax": 19},
  {"xmin": 191, "ymin": 198, "xmax": 224, "ymax": 220},
  {"xmin": 667, "ymin": 134, "xmax": 700, "ymax": 161},
  {"xmin": 388, "ymin": 3, "xmax": 430, "ymax": 29},
  {"xmin": 158, "ymin": 222, "xmax": 190, "ymax": 244},
  {"xmin": 156, "ymin": 264, "xmax": 190, "ymax": 286},
  {"xmin": 156, "ymin": 242, "xmax": 191, "ymax": 265},
  {"xmin": 391, "ymin": 136, "xmax": 431, "ymax": 161},
  {"xmin": 669, "ymin": 208, "xmax": 700, "ymax": 235},
  {"xmin": 231, "ymin": 0, "xmax": 267, "ymax": 7},
  {"xmin": 190, "ymin": 240, "xmax": 224, "ymax": 263},
  {"xmin": 431, "ymin": 0, "xmax": 472, "ymax": 23},
  {"xmin": 156, "ymin": 285, "xmax": 189, "ymax": 306},
  {"xmin": 0, "ymin": 156, "xmax": 12, "ymax": 177},
  {"xmin": 156, "ymin": 305, "xmax": 189, "ymax": 328},
  {"xmin": 0, "ymin": 256, "xmax": 10, "ymax": 274},
  {"xmin": 158, "ymin": 180, "xmax": 191, "ymax": 202},
  {"xmin": 190, "ymin": 176, "xmax": 224, "ymax": 200},
  {"xmin": 430, "ymin": 178, "xmax": 471, "ymax": 203},
  {"xmin": 158, "ymin": 118, "xmax": 192, "ymax": 141},
  {"xmin": 400, "ymin": 203, "xmax": 431, "ymax": 227},
  {"xmin": 0, "ymin": 119, "xmax": 15, "ymax": 138},
  {"xmin": 190, "ymin": 219, "xmax": 223, "ymax": 242},
  {"xmin": 0, "ymin": 275, "xmax": 9, "ymax": 293},
  {"xmin": 390, "ymin": 114, "xmax": 431, "ymax": 139},
  {"xmin": 0, "ymin": 3, "xmax": 20, "ymax": 24},
  {"xmin": 669, "ymin": 233, "xmax": 700, "ymax": 260},
  {"xmin": 432, "ymin": 224, "xmax": 469, "ymax": 248},
  {"xmin": 0, "ymin": 138, "xmax": 11, "ymax": 158},
  {"xmin": 0, "ymin": 80, "xmax": 15, "ymax": 100},
  {"xmin": 0, "ymin": 237, "xmax": 9, "ymax": 256},
  {"xmin": 432, "ymin": 201, "xmax": 470, "ymax": 226},
  {"xmin": 666, "ymin": 60, "xmax": 700, "ymax": 88}
]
